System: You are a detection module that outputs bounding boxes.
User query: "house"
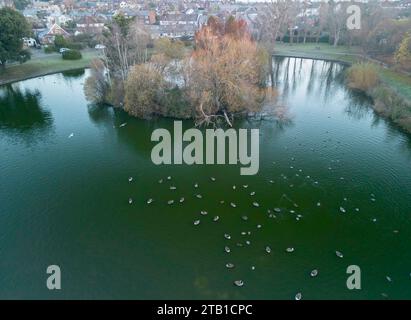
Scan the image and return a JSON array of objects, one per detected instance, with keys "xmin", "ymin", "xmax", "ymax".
[
  {"xmin": 148, "ymin": 24, "xmax": 196, "ymax": 39},
  {"xmin": 0, "ymin": 0, "xmax": 14, "ymax": 8},
  {"xmin": 38, "ymin": 23, "xmax": 70, "ymax": 45},
  {"xmin": 75, "ymin": 16, "xmax": 105, "ymax": 34},
  {"xmin": 159, "ymin": 13, "xmax": 199, "ymax": 27},
  {"xmin": 135, "ymin": 10, "xmax": 156, "ymax": 25}
]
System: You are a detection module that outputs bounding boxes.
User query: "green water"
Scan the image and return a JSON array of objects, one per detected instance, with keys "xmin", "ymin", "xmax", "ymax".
[{"xmin": 0, "ymin": 58, "xmax": 410, "ymax": 299}]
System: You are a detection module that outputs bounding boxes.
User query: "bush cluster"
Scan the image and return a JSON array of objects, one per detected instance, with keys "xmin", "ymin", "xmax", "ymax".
[{"xmin": 62, "ymin": 49, "xmax": 82, "ymax": 60}]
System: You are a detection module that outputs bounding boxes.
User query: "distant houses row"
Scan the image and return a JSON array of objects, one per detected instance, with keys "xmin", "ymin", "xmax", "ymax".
[{"xmin": 24, "ymin": 10, "xmax": 210, "ymax": 46}]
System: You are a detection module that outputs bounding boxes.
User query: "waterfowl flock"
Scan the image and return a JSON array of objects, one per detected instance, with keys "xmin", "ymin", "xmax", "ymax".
[{"xmin": 124, "ymin": 159, "xmax": 402, "ymax": 300}]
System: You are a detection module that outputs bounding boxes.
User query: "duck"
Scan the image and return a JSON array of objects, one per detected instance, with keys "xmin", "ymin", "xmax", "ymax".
[
  {"xmin": 265, "ymin": 246, "xmax": 272, "ymax": 254},
  {"xmin": 286, "ymin": 247, "xmax": 295, "ymax": 253},
  {"xmin": 230, "ymin": 202, "xmax": 237, "ymax": 208},
  {"xmin": 128, "ymin": 177, "xmax": 133, "ymax": 182},
  {"xmin": 310, "ymin": 269, "xmax": 319, "ymax": 277},
  {"xmin": 128, "ymin": 198, "xmax": 133, "ymax": 204},
  {"xmin": 335, "ymin": 251, "xmax": 344, "ymax": 258},
  {"xmin": 179, "ymin": 197, "xmax": 185, "ymax": 203},
  {"xmin": 226, "ymin": 263, "xmax": 235, "ymax": 269},
  {"xmin": 295, "ymin": 292, "xmax": 302, "ymax": 300},
  {"xmin": 196, "ymin": 194, "xmax": 202, "ymax": 199},
  {"xmin": 200, "ymin": 211, "xmax": 208, "ymax": 215},
  {"xmin": 167, "ymin": 200, "xmax": 174, "ymax": 205},
  {"xmin": 224, "ymin": 246, "xmax": 231, "ymax": 253},
  {"xmin": 193, "ymin": 220, "xmax": 200, "ymax": 226},
  {"xmin": 252, "ymin": 202, "xmax": 259, "ymax": 207},
  {"xmin": 339, "ymin": 207, "xmax": 346, "ymax": 213},
  {"xmin": 224, "ymin": 233, "xmax": 231, "ymax": 240},
  {"xmin": 213, "ymin": 216, "xmax": 220, "ymax": 222},
  {"xmin": 147, "ymin": 198, "xmax": 153, "ymax": 204},
  {"xmin": 234, "ymin": 280, "xmax": 244, "ymax": 287}
]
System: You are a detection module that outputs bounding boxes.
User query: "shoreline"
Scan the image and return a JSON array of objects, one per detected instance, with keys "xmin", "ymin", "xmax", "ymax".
[
  {"xmin": 0, "ymin": 66, "xmax": 90, "ymax": 86},
  {"xmin": 273, "ymin": 45, "xmax": 411, "ymax": 134},
  {"xmin": 0, "ymin": 50, "xmax": 98, "ymax": 86},
  {"xmin": 2, "ymin": 47, "xmax": 410, "ymax": 134}
]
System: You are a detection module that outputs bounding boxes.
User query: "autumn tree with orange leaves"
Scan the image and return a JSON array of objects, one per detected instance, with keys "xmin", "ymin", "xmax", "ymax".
[{"xmin": 184, "ymin": 16, "xmax": 269, "ymax": 126}]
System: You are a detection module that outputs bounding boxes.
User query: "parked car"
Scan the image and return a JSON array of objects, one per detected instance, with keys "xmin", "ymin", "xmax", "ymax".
[
  {"xmin": 59, "ymin": 48, "xmax": 70, "ymax": 54},
  {"xmin": 94, "ymin": 44, "xmax": 106, "ymax": 50}
]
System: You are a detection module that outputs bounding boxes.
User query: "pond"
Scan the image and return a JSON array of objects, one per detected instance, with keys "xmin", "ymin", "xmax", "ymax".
[{"xmin": 0, "ymin": 58, "xmax": 410, "ymax": 299}]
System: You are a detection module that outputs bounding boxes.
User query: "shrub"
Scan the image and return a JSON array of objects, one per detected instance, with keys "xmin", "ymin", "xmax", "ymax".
[
  {"xmin": 346, "ymin": 63, "xmax": 379, "ymax": 92},
  {"xmin": 44, "ymin": 45, "xmax": 56, "ymax": 53},
  {"xmin": 124, "ymin": 64, "xmax": 165, "ymax": 118},
  {"xmin": 158, "ymin": 87, "xmax": 193, "ymax": 118},
  {"xmin": 84, "ymin": 59, "xmax": 109, "ymax": 104},
  {"xmin": 54, "ymin": 35, "xmax": 68, "ymax": 49},
  {"xmin": 18, "ymin": 49, "xmax": 31, "ymax": 64},
  {"xmin": 395, "ymin": 34, "xmax": 411, "ymax": 71},
  {"xmin": 62, "ymin": 49, "xmax": 82, "ymax": 60}
]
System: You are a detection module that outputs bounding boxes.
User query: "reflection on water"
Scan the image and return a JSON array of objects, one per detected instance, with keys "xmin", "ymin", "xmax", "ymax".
[
  {"xmin": 0, "ymin": 84, "xmax": 53, "ymax": 143},
  {"xmin": 61, "ymin": 68, "xmax": 85, "ymax": 79}
]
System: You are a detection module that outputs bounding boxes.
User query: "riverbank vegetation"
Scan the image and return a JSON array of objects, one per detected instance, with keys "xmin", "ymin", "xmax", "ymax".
[
  {"xmin": 346, "ymin": 63, "xmax": 411, "ymax": 132},
  {"xmin": 84, "ymin": 16, "xmax": 271, "ymax": 126},
  {"xmin": 346, "ymin": 63, "xmax": 380, "ymax": 92}
]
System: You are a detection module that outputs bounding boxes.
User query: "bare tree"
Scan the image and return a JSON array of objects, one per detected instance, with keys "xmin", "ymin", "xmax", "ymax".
[
  {"xmin": 103, "ymin": 15, "xmax": 151, "ymax": 81},
  {"xmin": 327, "ymin": 1, "xmax": 346, "ymax": 47},
  {"xmin": 255, "ymin": 0, "xmax": 292, "ymax": 51}
]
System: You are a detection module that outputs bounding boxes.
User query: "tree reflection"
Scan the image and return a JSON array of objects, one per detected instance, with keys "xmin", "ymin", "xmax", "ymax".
[
  {"xmin": 61, "ymin": 69, "xmax": 85, "ymax": 79},
  {"xmin": 0, "ymin": 84, "xmax": 53, "ymax": 135},
  {"xmin": 344, "ymin": 88, "xmax": 374, "ymax": 120}
]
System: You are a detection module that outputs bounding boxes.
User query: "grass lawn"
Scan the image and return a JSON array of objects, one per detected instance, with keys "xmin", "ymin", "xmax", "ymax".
[
  {"xmin": 274, "ymin": 42, "xmax": 363, "ymax": 64},
  {"xmin": 0, "ymin": 50, "xmax": 99, "ymax": 85},
  {"xmin": 274, "ymin": 42, "xmax": 411, "ymax": 102}
]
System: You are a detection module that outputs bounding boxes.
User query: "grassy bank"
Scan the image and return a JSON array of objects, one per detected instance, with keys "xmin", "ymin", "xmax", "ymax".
[
  {"xmin": 274, "ymin": 43, "xmax": 411, "ymax": 133},
  {"xmin": 0, "ymin": 50, "xmax": 99, "ymax": 86},
  {"xmin": 274, "ymin": 43, "xmax": 363, "ymax": 64}
]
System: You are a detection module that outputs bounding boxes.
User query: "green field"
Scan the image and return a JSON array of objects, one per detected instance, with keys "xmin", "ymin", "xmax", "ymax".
[{"xmin": 0, "ymin": 50, "xmax": 99, "ymax": 85}]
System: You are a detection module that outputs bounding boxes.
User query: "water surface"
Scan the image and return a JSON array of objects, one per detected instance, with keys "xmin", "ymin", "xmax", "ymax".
[{"xmin": 1, "ymin": 58, "xmax": 410, "ymax": 299}]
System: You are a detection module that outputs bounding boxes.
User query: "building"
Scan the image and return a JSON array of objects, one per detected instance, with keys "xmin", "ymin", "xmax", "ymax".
[
  {"xmin": 159, "ymin": 13, "xmax": 199, "ymax": 26},
  {"xmin": 0, "ymin": 0, "xmax": 14, "ymax": 8},
  {"xmin": 75, "ymin": 16, "xmax": 105, "ymax": 34},
  {"xmin": 38, "ymin": 23, "xmax": 70, "ymax": 45},
  {"xmin": 135, "ymin": 10, "xmax": 156, "ymax": 25}
]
